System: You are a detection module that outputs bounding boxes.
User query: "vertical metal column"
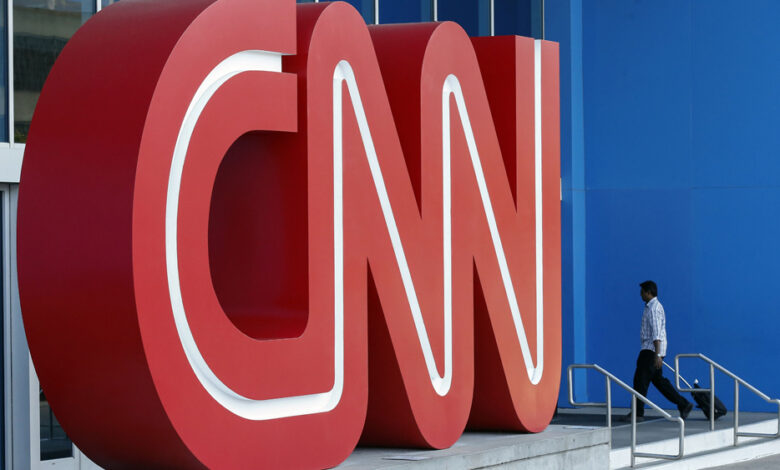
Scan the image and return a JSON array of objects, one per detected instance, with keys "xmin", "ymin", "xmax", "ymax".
[
  {"xmin": 374, "ymin": 0, "xmax": 379, "ymax": 24},
  {"xmin": 432, "ymin": 0, "xmax": 437, "ymax": 21},
  {"xmin": 1, "ymin": 186, "xmax": 9, "ymax": 470},
  {"xmin": 7, "ymin": 0, "xmax": 14, "ymax": 143},
  {"xmin": 489, "ymin": 0, "xmax": 494, "ymax": 36}
]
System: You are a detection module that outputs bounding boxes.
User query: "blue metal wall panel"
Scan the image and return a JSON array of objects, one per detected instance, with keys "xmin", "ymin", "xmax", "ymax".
[
  {"xmin": 689, "ymin": 187, "xmax": 780, "ymax": 410},
  {"xmin": 546, "ymin": 0, "xmax": 589, "ymax": 408},
  {"xmin": 579, "ymin": 0, "xmax": 780, "ymax": 410},
  {"xmin": 691, "ymin": 1, "xmax": 780, "ymax": 188},
  {"xmin": 583, "ymin": 0, "xmax": 692, "ymax": 191},
  {"xmin": 585, "ymin": 188, "xmax": 694, "ymax": 407}
]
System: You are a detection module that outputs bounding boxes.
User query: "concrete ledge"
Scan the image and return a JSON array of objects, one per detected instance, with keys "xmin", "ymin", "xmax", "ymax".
[{"xmin": 338, "ymin": 425, "xmax": 610, "ymax": 469}]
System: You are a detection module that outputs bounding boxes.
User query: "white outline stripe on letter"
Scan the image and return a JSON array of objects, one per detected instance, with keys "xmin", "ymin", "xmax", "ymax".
[{"xmin": 166, "ymin": 44, "xmax": 546, "ymax": 421}]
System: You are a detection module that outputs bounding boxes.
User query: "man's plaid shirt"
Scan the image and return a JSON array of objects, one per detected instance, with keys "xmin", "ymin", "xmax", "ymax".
[{"xmin": 640, "ymin": 297, "xmax": 667, "ymax": 356}]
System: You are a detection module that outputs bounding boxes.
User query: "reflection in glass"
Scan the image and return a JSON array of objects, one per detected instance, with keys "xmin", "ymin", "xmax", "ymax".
[
  {"xmin": 494, "ymin": 0, "xmax": 544, "ymax": 38},
  {"xmin": 0, "ymin": 4, "xmax": 7, "ymax": 143},
  {"xmin": 479, "ymin": 0, "xmax": 490, "ymax": 36},
  {"xmin": 39, "ymin": 389, "xmax": 73, "ymax": 460},
  {"xmin": 101, "ymin": 0, "xmax": 118, "ymax": 8},
  {"xmin": 295, "ymin": 0, "xmax": 375, "ymax": 24},
  {"xmin": 343, "ymin": 0, "xmax": 376, "ymax": 24},
  {"xmin": 13, "ymin": 0, "xmax": 94, "ymax": 142},
  {"xmin": 438, "ymin": 0, "xmax": 490, "ymax": 36},
  {"xmin": 438, "ymin": 0, "xmax": 490, "ymax": 37},
  {"xmin": 380, "ymin": 0, "xmax": 432, "ymax": 24}
]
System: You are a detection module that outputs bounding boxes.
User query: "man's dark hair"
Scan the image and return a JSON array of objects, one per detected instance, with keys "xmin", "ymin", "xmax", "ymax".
[{"xmin": 640, "ymin": 280, "xmax": 658, "ymax": 297}]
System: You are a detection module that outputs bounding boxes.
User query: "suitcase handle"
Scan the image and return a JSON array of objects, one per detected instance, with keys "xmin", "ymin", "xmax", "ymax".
[{"xmin": 663, "ymin": 361, "xmax": 693, "ymax": 389}]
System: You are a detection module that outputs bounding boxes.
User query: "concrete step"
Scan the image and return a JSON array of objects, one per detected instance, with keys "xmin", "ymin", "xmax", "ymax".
[
  {"xmin": 635, "ymin": 438, "xmax": 780, "ymax": 470},
  {"xmin": 611, "ymin": 417, "xmax": 780, "ymax": 469}
]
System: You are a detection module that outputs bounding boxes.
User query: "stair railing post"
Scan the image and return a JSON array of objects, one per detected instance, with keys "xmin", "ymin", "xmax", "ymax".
[
  {"xmin": 606, "ymin": 376, "xmax": 612, "ymax": 448},
  {"xmin": 776, "ymin": 400, "xmax": 780, "ymax": 438},
  {"xmin": 631, "ymin": 394, "xmax": 637, "ymax": 468},
  {"xmin": 734, "ymin": 379, "xmax": 739, "ymax": 446},
  {"xmin": 567, "ymin": 365, "xmax": 574, "ymax": 406},
  {"xmin": 710, "ymin": 363, "xmax": 716, "ymax": 431}
]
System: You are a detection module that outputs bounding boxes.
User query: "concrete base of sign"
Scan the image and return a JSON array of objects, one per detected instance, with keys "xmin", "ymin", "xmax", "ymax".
[
  {"xmin": 339, "ymin": 425, "xmax": 610, "ymax": 469},
  {"xmin": 339, "ymin": 409, "xmax": 780, "ymax": 469}
]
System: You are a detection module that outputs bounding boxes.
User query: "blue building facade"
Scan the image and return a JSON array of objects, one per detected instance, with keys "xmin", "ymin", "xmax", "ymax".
[
  {"xmin": 0, "ymin": 0, "xmax": 778, "ymax": 467},
  {"xmin": 551, "ymin": 0, "xmax": 780, "ymax": 412}
]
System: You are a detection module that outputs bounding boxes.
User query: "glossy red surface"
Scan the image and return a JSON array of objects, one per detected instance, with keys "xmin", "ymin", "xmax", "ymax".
[{"xmin": 18, "ymin": 0, "xmax": 561, "ymax": 468}]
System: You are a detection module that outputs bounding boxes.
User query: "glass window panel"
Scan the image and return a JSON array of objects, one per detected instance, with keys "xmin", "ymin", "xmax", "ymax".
[
  {"xmin": 438, "ymin": 0, "xmax": 489, "ymax": 37},
  {"xmin": 101, "ymin": 0, "xmax": 119, "ymax": 9},
  {"xmin": 479, "ymin": 0, "xmax": 490, "ymax": 36},
  {"xmin": 0, "ymin": 2, "xmax": 8, "ymax": 142},
  {"xmin": 13, "ymin": 0, "xmax": 95, "ymax": 143},
  {"xmin": 494, "ymin": 0, "xmax": 543, "ymax": 38},
  {"xmin": 421, "ymin": 0, "xmax": 432, "ymax": 23},
  {"xmin": 379, "ymin": 0, "xmax": 432, "ymax": 24},
  {"xmin": 296, "ymin": 0, "xmax": 375, "ymax": 24},
  {"xmin": 531, "ymin": 0, "xmax": 543, "ymax": 39},
  {"xmin": 39, "ymin": 389, "xmax": 73, "ymax": 460},
  {"xmin": 342, "ymin": 0, "xmax": 375, "ymax": 24}
]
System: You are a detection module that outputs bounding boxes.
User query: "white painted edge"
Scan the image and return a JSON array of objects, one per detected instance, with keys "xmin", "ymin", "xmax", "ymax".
[
  {"xmin": 167, "ymin": 51, "xmax": 343, "ymax": 421},
  {"xmin": 340, "ymin": 39, "xmax": 545, "ymax": 393}
]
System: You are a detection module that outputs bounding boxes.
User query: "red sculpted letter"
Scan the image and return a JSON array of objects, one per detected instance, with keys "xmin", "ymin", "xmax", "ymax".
[{"xmin": 18, "ymin": 0, "xmax": 560, "ymax": 468}]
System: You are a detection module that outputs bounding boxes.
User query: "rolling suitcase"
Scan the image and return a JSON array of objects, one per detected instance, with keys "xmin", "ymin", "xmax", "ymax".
[
  {"xmin": 690, "ymin": 380, "xmax": 728, "ymax": 420},
  {"xmin": 664, "ymin": 362, "xmax": 727, "ymax": 420}
]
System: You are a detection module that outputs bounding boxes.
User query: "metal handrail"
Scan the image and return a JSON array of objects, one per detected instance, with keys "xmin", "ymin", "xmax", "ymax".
[
  {"xmin": 674, "ymin": 353, "xmax": 780, "ymax": 445},
  {"xmin": 568, "ymin": 364, "xmax": 685, "ymax": 467}
]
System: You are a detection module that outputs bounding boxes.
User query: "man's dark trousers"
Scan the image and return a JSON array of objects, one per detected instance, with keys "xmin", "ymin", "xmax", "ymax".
[{"xmin": 633, "ymin": 349, "xmax": 690, "ymax": 417}]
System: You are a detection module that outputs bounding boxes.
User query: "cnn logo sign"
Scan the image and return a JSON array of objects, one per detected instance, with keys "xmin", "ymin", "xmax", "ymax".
[{"xmin": 17, "ymin": 0, "xmax": 561, "ymax": 468}]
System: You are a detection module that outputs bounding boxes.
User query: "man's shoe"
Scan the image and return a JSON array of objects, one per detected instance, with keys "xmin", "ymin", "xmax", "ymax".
[
  {"xmin": 620, "ymin": 412, "xmax": 644, "ymax": 423},
  {"xmin": 680, "ymin": 402, "xmax": 694, "ymax": 420}
]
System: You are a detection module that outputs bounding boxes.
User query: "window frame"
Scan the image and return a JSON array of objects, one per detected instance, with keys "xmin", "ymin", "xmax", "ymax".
[{"xmin": 0, "ymin": 0, "xmax": 105, "ymax": 184}]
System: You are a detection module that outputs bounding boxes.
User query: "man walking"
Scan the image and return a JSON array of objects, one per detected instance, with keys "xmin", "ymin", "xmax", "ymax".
[{"xmin": 625, "ymin": 280, "xmax": 693, "ymax": 421}]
